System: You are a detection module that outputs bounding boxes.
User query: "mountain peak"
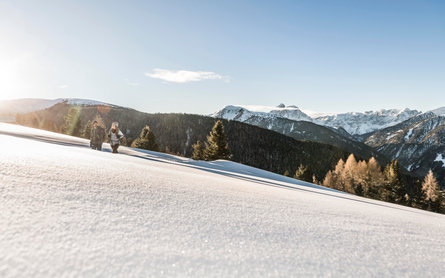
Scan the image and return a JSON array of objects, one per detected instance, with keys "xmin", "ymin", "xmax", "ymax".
[{"xmin": 430, "ymin": 107, "xmax": 445, "ymax": 116}]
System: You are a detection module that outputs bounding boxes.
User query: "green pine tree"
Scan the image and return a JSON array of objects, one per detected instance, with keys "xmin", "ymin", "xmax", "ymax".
[
  {"xmin": 382, "ymin": 160, "xmax": 406, "ymax": 204},
  {"xmin": 294, "ymin": 164, "xmax": 313, "ymax": 182},
  {"xmin": 133, "ymin": 125, "xmax": 159, "ymax": 151},
  {"xmin": 192, "ymin": 140, "xmax": 205, "ymax": 160},
  {"xmin": 204, "ymin": 120, "xmax": 232, "ymax": 161}
]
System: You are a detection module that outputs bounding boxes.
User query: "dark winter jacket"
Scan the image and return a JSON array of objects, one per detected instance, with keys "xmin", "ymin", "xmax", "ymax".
[{"xmin": 90, "ymin": 126, "xmax": 105, "ymax": 144}]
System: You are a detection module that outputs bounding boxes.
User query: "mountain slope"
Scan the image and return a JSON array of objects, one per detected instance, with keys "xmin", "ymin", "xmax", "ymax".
[
  {"xmin": 364, "ymin": 112, "xmax": 445, "ymax": 186},
  {"xmin": 1, "ymin": 123, "xmax": 445, "ymax": 277},
  {"xmin": 15, "ymin": 103, "xmax": 350, "ymax": 180}
]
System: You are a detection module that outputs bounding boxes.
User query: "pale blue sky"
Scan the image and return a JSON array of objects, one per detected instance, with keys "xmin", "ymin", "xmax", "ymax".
[{"xmin": 1, "ymin": 0, "xmax": 444, "ymax": 114}]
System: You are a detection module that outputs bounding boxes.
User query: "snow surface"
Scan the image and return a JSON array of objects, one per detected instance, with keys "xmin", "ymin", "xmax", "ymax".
[
  {"xmin": 405, "ymin": 128, "xmax": 413, "ymax": 141},
  {"xmin": 1, "ymin": 123, "xmax": 445, "ymax": 277},
  {"xmin": 434, "ymin": 153, "xmax": 445, "ymax": 167}
]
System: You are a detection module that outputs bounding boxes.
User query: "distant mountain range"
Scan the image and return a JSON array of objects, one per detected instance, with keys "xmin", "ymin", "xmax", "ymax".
[
  {"xmin": 1, "ymin": 98, "xmax": 444, "ymax": 186},
  {"xmin": 212, "ymin": 104, "xmax": 425, "ymax": 135},
  {"xmin": 212, "ymin": 103, "xmax": 445, "ymax": 186}
]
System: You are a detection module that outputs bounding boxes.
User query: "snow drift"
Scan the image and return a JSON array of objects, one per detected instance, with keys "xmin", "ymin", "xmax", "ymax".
[{"xmin": 1, "ymin": 123, "xmax": 444, "ymax": 277}]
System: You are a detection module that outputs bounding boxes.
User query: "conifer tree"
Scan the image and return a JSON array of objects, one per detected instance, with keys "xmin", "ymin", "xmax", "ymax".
[
  {"xmin": 204, "ymin": 120, "xmax": 232, "ymax": 161},
  {"xmin": 192, "ymin": 140, "xmax": 205, "ymax": 160},
  {"xmin": 322, "ymin": 170, "xmax": 336, "ymax": 189},
  {"xmin": 133, "ymin": 125, "xmax": 159, "ymax": 151},
  {"xmin": 383, "ymin": 160, "xmax": 406, "ymax": 204},
  {"xmin": 343, "ymin": 154, "xmax": 358, "ymax": 193},
  {"xmin": 332, "ymin": 158, "xmax": 345, "ymax": 191},
  {"xmin": 422, "ymin": 170, "xmax": 441, "ymax": 212},
  {"xmin": 83, "ymin": 120, "xmax": 93, "ymax": 139},
  {"xmin": 94, "ymin": 114, "xmax": 107, "ymax": 131},
  {"xmin": 294, "ymin": 164, "xmax": 313, "ymax": 182},
  {"xmin": 366, "ymin": 157, "xmax": 384, "ymax": 198},
  {"xmin": 62, "ymin": 106, "xmax": 82, "ymax": 137},
  {"xmin": 354, "ymin": 160, "xmax": 368, "ymax": 196}
]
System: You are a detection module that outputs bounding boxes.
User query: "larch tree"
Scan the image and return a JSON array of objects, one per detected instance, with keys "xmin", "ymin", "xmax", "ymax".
[
  {"xmin": 422, "ymin": 170, "xmax": 441, "ymax": 212},
  {"xmin": 343, "ymin": 154, "xmax": 358, "ymax": 194},
  {"xmin": 294, "ymin": 164, "xmax": 313, "ymax": 182},
  {"xmin": 294, "ymin": 164, "xmax": 313, "ymax": 183},
  {"xmin": 94, "ymin": 114, "xmax": 107, "ymax": 131},
  {"xmin": 322, "ymin": 171, "xmax": 337, "ymax": 189},
  {"xmin": 366, "ymin": 157, "xmax": 384, "ymax": 199}
]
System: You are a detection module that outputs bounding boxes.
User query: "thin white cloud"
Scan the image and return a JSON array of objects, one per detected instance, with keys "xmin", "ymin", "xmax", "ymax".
[
  {"xmin": 124, "ymin": 78, "xmax": 140, "ymax": 87},
  {"xmin": 145, "ymin": 68, "xmax": 227, "ymax": 83},
  {"xmin": 58, "ymin": 85, "xmax": 68, "ymax": 89}
]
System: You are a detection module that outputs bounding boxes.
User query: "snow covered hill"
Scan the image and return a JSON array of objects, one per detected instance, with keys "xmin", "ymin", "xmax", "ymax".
[
  {"xmin": 213, "ymin": 104, "xmax": 422, "ymax": 135},
  {"xmin": 1, "ymin": 123, "xmax": 445, "ymax": 277},
  {"xmin": 0, "ymin": 98, "xmax": 116, "ymax": 117}
]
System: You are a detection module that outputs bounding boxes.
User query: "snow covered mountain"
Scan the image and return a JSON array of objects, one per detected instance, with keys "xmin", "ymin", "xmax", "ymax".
[
  {"xmin": 364, "ymin": 112, "xmax": 445, "ymax": 186},
  {"xmin": 430, "ymin": 106, "xmax": 445, "ymax": 116},
  {"xmin": 313, "ymin": 108, "xmax": 421, "ymax": 135},
  {"xmin": 214, "ymin": 105, "xmax": 384, "ymax": 162},
  {"xmin": 0, "ymin": 98, "xmax": 116, "ymax": 117},
  {"xmin": 0, "ymin": 98, "xmax": 62, "ymax": 115},
  {"xmin": 1, "ymin": 122, "xmax": 445, "ymax": 277},
  {"xmin": 213, "ymin": 104, "xmax": 312, "ymax": 122},
  {"xmin": 213, "ymin": 104, "xmax": 422, "ymax": 135}
]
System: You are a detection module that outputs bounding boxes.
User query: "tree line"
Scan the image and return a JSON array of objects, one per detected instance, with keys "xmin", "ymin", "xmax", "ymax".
[
  {"xmin": 295, "ymin": 154, "xmax": 444, "ymax": 213},
  {"xmin": 16, "ymin": 104, "xmax": 444, "ymax": 214}
]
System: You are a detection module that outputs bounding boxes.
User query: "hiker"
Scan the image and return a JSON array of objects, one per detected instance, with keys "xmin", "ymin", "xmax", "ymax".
[
  {"xmin": 90, "ymin": 120, "xmax": 105, "ymax": 151},
  {"xmin": 108, "ymin": 122, "xmax": 124, "ymax": 153}
]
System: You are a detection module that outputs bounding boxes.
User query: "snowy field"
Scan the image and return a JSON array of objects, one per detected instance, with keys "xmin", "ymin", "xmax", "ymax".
[{"xmin": 1, "ymin": 123, "xmax": 445, "ymax": 277}]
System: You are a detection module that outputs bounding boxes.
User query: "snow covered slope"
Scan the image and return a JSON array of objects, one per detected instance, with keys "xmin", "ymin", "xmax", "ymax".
[
  {"xmin": 1, "ymin": 123, "xmax": 445, "ymax": 277},
  {"xmin": 213, "ymin": 104, "xmax": 421, "ymax": 135}
]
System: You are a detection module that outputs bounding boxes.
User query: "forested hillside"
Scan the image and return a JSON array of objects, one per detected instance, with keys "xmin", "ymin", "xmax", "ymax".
[{"xmin": 16, "ymin": 103, "xmax": 350, "ymax": 180}]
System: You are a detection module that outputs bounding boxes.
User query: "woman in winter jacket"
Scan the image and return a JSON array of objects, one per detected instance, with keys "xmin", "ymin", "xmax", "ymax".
[{"xmin": 108, "ymin": 122, "xmax": 124, "ymax": 153}]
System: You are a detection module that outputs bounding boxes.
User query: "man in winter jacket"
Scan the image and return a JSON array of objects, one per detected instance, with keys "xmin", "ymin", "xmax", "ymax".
[{"xmin": 90, "ymin": 121, "xmax": 105, "ymax": 151}]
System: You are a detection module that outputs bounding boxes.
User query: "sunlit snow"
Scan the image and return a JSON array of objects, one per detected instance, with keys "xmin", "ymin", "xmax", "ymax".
[{"xmin": 1, "ymin": 123, "xmax": 445, "ymax": 277}]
